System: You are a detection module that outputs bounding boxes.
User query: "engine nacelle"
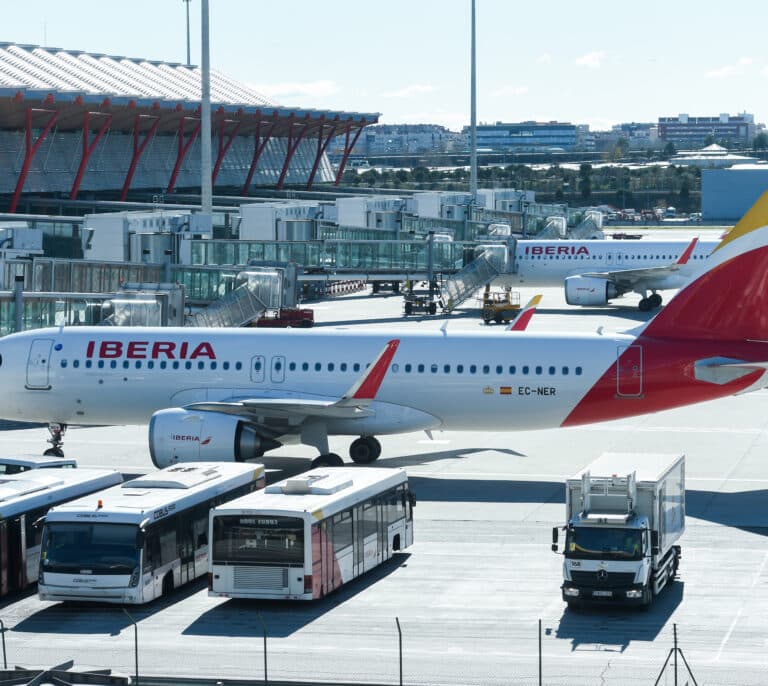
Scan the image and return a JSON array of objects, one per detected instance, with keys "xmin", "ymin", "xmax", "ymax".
[
  {"xmin": 148, "ymin": 408, "xmax": 280, "ymax": 468},
  {"xmin": 564, "ymin": 275, "xmax": 619, "ymax": 306}
]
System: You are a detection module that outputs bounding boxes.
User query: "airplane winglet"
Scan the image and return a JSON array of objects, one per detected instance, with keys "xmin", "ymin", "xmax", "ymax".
[
  {"xmin": 675, "ymin": 237, "xmax": 699, "ymax": 265},
  {"xmin": 506, "ymin": 295, "xmax": 542, "ymax": 332},
  {"xmin": 340, "ymin": 339, "xmax": 400, "ymax": 403}
]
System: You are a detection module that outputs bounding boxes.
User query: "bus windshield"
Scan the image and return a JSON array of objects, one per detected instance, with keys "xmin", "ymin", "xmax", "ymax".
[
  {"xmin": 565, "ymin": 526, "xmax": 643, "ymax": 561},
  {"xmin": 213, "ymin": 515, "xmax": 304, "ymax": 565},
  {"xmin": 42, "ymin": 522, "xmax": 140, "ymax": 574}
]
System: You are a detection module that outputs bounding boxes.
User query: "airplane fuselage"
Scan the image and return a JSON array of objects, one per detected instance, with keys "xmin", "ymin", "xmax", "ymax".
[{"xmin": 1, "ymin": 326, "xmax": 765, "ymax": 437}]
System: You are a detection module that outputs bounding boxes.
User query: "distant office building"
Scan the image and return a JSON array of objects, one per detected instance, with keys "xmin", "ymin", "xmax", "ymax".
[
  {"xmin": 331, "ymin": 124, "xmax": 466, "ymax": 157},
  {"xmin": 612, "ymin": 122, "xmax": 659, "ymax": 149},
  {"xmin": 658, "ymin": 113, "xmax": 756, "ymax": 148},
  {"xmin": 466, "ymin": 121, "xmax": 580, "ymax": 152}
]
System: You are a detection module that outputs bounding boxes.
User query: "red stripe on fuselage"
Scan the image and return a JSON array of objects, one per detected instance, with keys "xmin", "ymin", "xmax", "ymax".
[{"xmin": 562, "ymin": 337, "xmax": 766, "ymax": 427}]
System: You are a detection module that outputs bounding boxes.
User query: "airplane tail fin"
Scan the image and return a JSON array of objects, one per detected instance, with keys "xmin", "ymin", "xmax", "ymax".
[
  {"xmin": 643, "ymin": 191, "xmax": 768, "ymax": 341},
  {"xmin": 506, "ymin": 294, "xmax": 542, "ymax": 331}
]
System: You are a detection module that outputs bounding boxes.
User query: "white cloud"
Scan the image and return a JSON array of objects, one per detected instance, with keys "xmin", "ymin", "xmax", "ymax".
[
  {"xmin": 382, "ymin": 84, "xmax": 436, "ymax": 98},
  {"xmin": 575, "ymin": 51, "xmax": 605, "ymax": 69},
  {"xmin": 248, "ymin": 80, "xmax": 339, "ymax": 100},
  {"xmin": 706, "ymin": 65, "xmax": 737, "ymax": 79},
  {"xmin": 536, "ymin": 52, "xmax": 552, "ymax": 64},
  {"xmin": 739, "ymin": 56, "xmax": 754, "ymax": 66},
  {"xmin": 491, "ymin": 85, "xmax": 529, "ymax": 97}
]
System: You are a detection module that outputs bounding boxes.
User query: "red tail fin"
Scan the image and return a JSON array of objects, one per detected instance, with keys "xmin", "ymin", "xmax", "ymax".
[{"xmin": 644, "ymin": 192, "xmax": 768, "ymax": 341}]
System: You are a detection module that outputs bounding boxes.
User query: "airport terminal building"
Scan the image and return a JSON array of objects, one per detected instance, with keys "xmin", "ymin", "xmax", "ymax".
[{"xmin": 0, "ymin": 43, "xmax": 377, "ymax": 210}]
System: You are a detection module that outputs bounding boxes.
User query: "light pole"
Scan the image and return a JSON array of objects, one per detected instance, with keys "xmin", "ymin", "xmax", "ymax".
[
  {"xmin": 183, "ymin": 0, "xmax": 192, "ymax": 66},
  {"xmin": 469, "ymin": 0, "xmax": 478, "ymax": 199}
]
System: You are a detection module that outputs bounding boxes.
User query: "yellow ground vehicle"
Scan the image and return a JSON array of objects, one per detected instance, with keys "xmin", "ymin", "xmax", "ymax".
[{"xmin": 481, "ymin": 286, "xmax": 521, "ymax": 324}]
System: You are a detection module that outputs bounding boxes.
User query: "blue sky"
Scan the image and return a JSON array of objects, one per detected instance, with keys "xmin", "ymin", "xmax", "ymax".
[{"xmin": 3, "ymin": 0, "xmax": 767, "ymax": 131}]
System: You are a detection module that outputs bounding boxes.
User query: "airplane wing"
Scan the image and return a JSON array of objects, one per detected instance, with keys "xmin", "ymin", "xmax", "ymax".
[
  {"xmin": 580, "ymin": 237, "xmax": 700, "ymax": 291},
  {"xmin": 185, "ymin": 339, "xmax": 400, "ymax": 420},
  {"xmin": 506, "ymin": 294, "xmax": 542, "ymax": 332}
]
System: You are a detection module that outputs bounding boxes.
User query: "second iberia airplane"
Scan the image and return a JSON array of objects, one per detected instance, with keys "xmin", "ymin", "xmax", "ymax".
[{"xmin": 1, "ymin": 195, "xmax": 768, "ymax": 468}]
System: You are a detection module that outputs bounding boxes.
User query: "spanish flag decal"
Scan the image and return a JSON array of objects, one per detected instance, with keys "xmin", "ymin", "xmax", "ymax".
[{"xmin": 500, "ymin": 386, "xmax": 513, "ymax": 395}]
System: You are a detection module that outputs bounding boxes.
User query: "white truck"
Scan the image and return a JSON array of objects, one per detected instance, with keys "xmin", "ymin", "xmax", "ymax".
[{"xmin": 552, "ymin": 452, "xmax": 685, "ymax": 609}]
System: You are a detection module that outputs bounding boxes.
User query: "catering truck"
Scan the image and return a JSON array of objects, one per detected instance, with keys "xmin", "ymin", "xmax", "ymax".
[{"xmin": 552, "ymin": 452, "xmax": 685, "ymax": 609}]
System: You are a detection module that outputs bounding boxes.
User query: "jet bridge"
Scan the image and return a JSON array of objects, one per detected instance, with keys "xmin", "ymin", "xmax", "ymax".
[{"xmin": 438, "ymin": 243, "xmax": 512, "ymax": 313}]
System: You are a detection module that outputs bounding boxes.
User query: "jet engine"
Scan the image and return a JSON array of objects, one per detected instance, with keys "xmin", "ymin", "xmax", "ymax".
[
  {"xmin": 564, "ymin": 275, "xmax": 619, "ymax": 306},
  {"xmin": 148, "ymin": 408, "xmax": 280, "ymax": 468}
]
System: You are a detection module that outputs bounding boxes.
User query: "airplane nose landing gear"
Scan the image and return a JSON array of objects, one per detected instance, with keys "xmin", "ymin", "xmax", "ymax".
[{"xmin": 44, "ymin": 422, "xmax": 67, "ymax": 457}]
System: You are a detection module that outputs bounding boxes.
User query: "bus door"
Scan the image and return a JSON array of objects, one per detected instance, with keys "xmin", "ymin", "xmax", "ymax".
[
  {"xmin": 250, "ymin": 355, "xmax": 265, "ymax": 383},
  {"xmin": 270, "ymin": 355, "xmax": 286, "ymax": 383},
  {"xmin": 26, "ymin": 338, "xmax": 54, "ymax": 390},
  {"xmin": 377, "ymin": 497, "xmax": 386, "ymax": 563},
  {"xmin": 178, "ymin": 524, "xmax": 195, "ymax": 585},
  {"xmin": 0, "ymin": 520, "xmax": 7, "ymax": 596},
  {"xmin": 352, "ymin": 506, "xmax": 363, "ymax": 578},
  {"xmin": 5, "ymin": 517, "xmax": 23, "ymax": 593}
]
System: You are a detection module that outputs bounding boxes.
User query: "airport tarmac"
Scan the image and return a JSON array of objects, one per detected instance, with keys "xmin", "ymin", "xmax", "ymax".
[{"xmin": 1, "ymin": 271, "xmax": 766, "ymax": 685}]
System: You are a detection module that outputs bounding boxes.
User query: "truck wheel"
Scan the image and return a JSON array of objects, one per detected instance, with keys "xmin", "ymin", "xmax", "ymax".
[
  {"xmin": 428, "ymin": 302, "xmax": 437, "ymax": 315},
  {"xmin": 640, "ymin": 586, "xmax": 652, "ymax": 610}
]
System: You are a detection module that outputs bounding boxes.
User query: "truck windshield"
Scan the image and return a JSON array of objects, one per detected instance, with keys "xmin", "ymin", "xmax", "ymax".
[
  {"xmin": 565, "ymin": 527, "xmax": 643, "ymax": 561},
  {"xmin": 42, "ymin": 522, "xmax": 140, "ymax": 574}
]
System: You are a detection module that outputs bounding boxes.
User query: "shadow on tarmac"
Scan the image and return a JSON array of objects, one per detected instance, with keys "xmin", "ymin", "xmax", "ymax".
[
  {"xmin": 12, "ymin": 577, "xmax": 207, "ymax": 635},
  {"xmin": 551, "ymin": 581, "xmax": 685, "ymax": 651},
  {"xmin": 182, "ymin": 553, "xmax": 411, "ymax": 638}
]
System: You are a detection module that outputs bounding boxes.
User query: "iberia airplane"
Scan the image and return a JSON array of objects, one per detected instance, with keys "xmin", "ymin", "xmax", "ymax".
[
  {"xmin": 505, "ymin": 234, "xmax": 717, "ymax": 310},
  {"xmin": 0, "ymin": 195, "xmax": 767, "ymax": 468}
]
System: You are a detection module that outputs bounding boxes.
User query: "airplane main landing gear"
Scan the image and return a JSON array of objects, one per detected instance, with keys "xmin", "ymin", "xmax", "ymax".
[
  {"xmin": 638, "ymin": 293, "xmax": 663, "ymax": 312},
  {"xmin": 311, "ymin": 453, "xmax": 344, "ymax": 468},
  {"xmin": 349, "ymin": 436, "xmax": 382, "ymax": 464},
  {"xmin": 44, "ymin": 422, "xmax": 67, "ymax": 457}
]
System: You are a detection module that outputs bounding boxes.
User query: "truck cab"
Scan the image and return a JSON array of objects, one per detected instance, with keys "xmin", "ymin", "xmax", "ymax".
[{"xmin": 552, "ymin": 453, "xmax": 684, "ymax": 609}]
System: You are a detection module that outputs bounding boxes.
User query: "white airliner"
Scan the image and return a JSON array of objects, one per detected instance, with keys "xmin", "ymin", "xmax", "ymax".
[
  {"xmin": 0, "ymin": 196, "xmax": 766, "ymax": 469},
  {"xmin": 505, "ymin": 234, "xmax": 718, "ymax": 310}
]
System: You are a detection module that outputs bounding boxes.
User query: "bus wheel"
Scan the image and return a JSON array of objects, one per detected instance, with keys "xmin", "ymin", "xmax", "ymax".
[{"xmin": 162, "ymin": 573, "xmax": 174, "ymax": 597}]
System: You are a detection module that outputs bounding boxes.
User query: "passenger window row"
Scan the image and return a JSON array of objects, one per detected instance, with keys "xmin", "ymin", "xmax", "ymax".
[{"xmin": 60, "ymin": 359, "xmax": 243, "ymax": 371}]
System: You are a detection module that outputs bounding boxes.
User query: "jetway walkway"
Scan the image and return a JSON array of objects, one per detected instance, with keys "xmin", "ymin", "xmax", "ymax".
[
  {"xmin": 438, "ymin": 244, "xmax": 509, "ymax": 313},
  {"xmin": 187, "ymin": 269, "xmax": 282, "ymax": 327}
]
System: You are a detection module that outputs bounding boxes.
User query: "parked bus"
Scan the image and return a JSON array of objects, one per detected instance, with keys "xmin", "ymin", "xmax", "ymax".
[
  {"xmin": 38, "ymin": 462, "xmax": 265, "ymax": 604},
  {"xmin": 0, "ymin": 468, "xmax": 122, "ymax": 597},
  {"xmin": 209, "ymin": 467, "xmax": 415, "ymax": 600}
]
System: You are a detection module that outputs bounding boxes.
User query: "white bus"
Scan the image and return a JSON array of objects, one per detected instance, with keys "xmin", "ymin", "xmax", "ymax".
[
  {"xmin": 209, "ymin": 467, "xmax": 415, "ymax": 600},
  {"xmin": 38, "ymin": 462, "xmax": 265, "ymax": 604},
  {"xmin": 0, "ymin": 468, "xmax": 122, "ymax": 597}
]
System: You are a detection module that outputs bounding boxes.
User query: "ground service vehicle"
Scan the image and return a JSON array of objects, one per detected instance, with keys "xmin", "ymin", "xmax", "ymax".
[
  {"xmin": 209, "ymin": 467, "xmax": 415, "ymax": 600},
  {"xmin": 481, "ymin": 285, "xmax": 521, "ymax": 324},
  {"xmin": 0, "ymin": 468, "xmax": 122, "ymax": 597},
  {"xmin": 38, "ymin": 462, "xmax": 265, "ymax": 604},
  {"xmin": 0, "ymin": 454, "xmax": 78, "ymax": 474},
  {"xmin": 552, "ymin": 452, "xmax": 685, "ymax": 609},
  {"xmin": 254, "ymin": 308, "xmax": 314, "ymax": 328}
]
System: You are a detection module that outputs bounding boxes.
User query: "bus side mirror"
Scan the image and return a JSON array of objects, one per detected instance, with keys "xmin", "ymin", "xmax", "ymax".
[
  {"xmin": 551, "ymin": 526, "xmax": 559, "ymax": 553},
  {"xmin": 650, "ymin": 530, "xmax": 659, "ymax": 556},
  {"xmin": 136, "ymin": 529, "xmax": 146, "ymax": 547},
  {"xmin": 408, "ymin": 492, "xmax": 417, "ymax": 508}
]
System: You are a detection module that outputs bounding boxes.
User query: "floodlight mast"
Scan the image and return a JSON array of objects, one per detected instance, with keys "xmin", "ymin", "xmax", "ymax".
[
  {"xmin": 200, "ymin": 0, "xmax": 212, "ymax": 214},
  {"xmin": 469, "ymin": 0, "xmax": 478, "ymax": 200}
]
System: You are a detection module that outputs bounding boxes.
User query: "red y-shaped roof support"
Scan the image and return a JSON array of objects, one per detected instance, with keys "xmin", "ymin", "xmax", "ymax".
[
  {"xmin": 241, "ymin": 111, "xmax": 277, "ymax": 194},
  {"xmin": 276, "ymin": 113, "xmax": 311, "ymax": 190},
  {"xmin": 334, "ymin": 119, "xmax": 366, "ymax": 185},
  {"xmin": 167, "ymin": 115, "xmax": 201, "ymax": 193},
  {"xmin": 9, "ymin": 105, "xmax": 59, "ymax": 213},
  {"xmin": 211, "ymin": 114, "xmax": 243, "ymax": 185},
  {"xmin": 119, "ymin": 114, "xmax": 161, "ymax": 201},
  {"xmin": 306, "ymin": 115, "xmax": 340, "ymax": 190},
  {"xmin": 70, "ymin": 111, "xmax": 113, "ymax": 199}
]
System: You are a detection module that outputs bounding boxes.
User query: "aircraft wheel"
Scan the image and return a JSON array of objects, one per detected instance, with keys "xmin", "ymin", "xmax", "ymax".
[
  {"xmin": 638, "ymin": 298, "xmax": 652, "ymax": 312},
  {"xmin": 312, "ymin": 453, "xmax": 344, "ymax": 468},
  {"xmin": 649, "ymin": 293, "xmax": 662, "ymax": 308},
  {"xmin": 350, "ymin": 437, "xmax": 380, "ymax": 464},
  {"xmin": 44, "ymin": 447, "xmax": 65, "ymax": 457}
]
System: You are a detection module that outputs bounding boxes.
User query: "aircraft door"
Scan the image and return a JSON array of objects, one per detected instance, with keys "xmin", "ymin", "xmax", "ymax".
[
  {"xmin": 270, "ymin": 355, "xmax": 286, "ymax": 383},
  {"xmin": 616, "ymin": 345, "xmax": 643, "ymax": 397},
  {"xmin": 250, "ymin": 355, "xmax": 265, "ymax": 383},
  {"xmin": 26, "ymin": 339, "xmax": 54, "ymax": 390}
]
